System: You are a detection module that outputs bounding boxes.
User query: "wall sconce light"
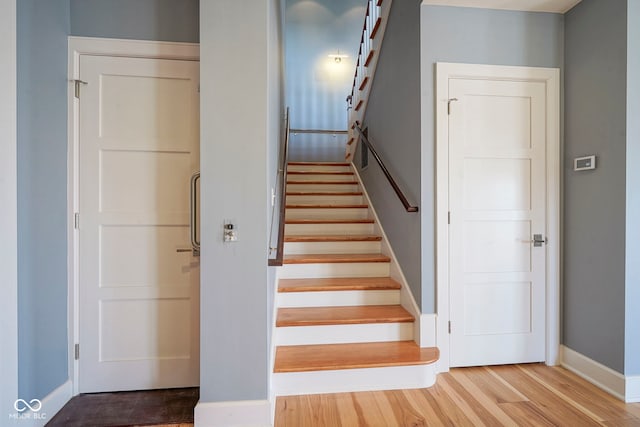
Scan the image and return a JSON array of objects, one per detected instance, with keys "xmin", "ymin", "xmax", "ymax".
[{"xmin": 328, "ymin": 51, "xmax": 349, "ymax": 63}]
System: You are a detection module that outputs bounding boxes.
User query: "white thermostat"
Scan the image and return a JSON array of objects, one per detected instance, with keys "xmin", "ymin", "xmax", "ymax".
[{"xmin": 574, "ymin": 155, "xmax": 596, "ymax": 171}]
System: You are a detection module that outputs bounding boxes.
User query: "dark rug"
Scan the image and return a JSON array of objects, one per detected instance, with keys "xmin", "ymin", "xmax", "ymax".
[{"xmin": 45, "ymin": 387, "xmax": 198, "ymax": 427}]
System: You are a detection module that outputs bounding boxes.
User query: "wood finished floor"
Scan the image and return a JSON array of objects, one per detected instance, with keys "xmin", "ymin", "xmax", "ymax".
[{"xmin": 275, "ymin": 364, "xmax": 640, "ymax": 426}]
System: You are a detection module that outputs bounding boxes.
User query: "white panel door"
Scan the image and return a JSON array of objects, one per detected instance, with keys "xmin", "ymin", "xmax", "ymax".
[
  {"xmin": 78, "ymin": 55, "xmax": 200, "ymax": 392},
  {"xmin": 449, "ymin": 78, "xmax": 546, "ymax": 367}
]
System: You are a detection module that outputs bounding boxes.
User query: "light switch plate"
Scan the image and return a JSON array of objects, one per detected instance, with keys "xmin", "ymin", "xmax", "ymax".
[{"xmin": 574, "ymin": 155, "xmax": 596, "ymax": 171}]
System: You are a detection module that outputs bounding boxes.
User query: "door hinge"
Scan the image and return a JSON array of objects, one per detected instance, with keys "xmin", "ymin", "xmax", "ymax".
[
  {"xmin": 197, "ymin": 84, "xmax": 200, "ymax": 93},
  {"xmin": 74, "ymin": 343, "xmax": 80, "ymax": 360},
  {"xmin": 74, "ymin": 212, "xmax": 80, "ymax": 229},
  {"xmin": 448, "ymin": 321, "xmax": 451, "ymax": 334},
  {"xmin": 448, "ymin": 211, "xmax": 451, "ymax": 224},
  {"xmin": 447, "ymin": 98, "xmax": 459, "ymax": 115},
  {"xmin": 74, "ymin": 79, "xmax": 88, "ymax": 99}
]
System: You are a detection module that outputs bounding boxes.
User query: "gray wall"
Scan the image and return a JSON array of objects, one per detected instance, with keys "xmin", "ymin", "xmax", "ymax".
[
  {"xmin": 564, "ymin": 0, "xmax": 627, "ymax": 374},
  {"xmin": 357, "ymin": 0, "xmax": 423, "ymax": 308},
  {"xmin": 200, "ymin": 0, "xmax": 281, "ymax": 403},
  {"xmin": 625, "ymin": 0, "xmax": 640, "ymax": 376},
  {"xmin": 417, "ymin": 6, "xmax": 564, "ymax": 312},
  {"xmin": 17, "ymin": 0, "xmax": 70, "ymax": 400},
  {"xmin": 70, "ymin": 0, "xmax": 199, "ymax": 42}
]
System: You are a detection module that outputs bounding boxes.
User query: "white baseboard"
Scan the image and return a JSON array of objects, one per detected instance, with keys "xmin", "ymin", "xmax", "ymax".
[
  {"xmin": 419, "ymin": 314, "xmax": 437, "ymax": 347},
  {"xmin": 195, "ymin": 399, "xmax": 271, "ymax": 427},
  {"xmin": 8, "ymin": 380, "xmax": 72, "ymax": 427},
  {"xmin": 627, "ymin": 375, "xmax": 640, "ymax": 403},
  {"xmin": 560, "ymin": 345, "xmax": 625, "ymax": 401}
]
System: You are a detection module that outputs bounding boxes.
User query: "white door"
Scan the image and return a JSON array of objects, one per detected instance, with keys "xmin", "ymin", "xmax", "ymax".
[
  {"xmin": 78, "ymin": 55, "xmax": 200, "ymax": 392},
  {"xmin": 448, "ymin": 78, "xmax": 546, "ymax": 367}
]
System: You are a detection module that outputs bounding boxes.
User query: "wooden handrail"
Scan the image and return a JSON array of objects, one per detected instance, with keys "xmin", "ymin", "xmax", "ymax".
[
  {"xmin": 354, "ymin": 124, "xmax": 418, "ymax": 213},
  {"xmin": 268, "ymin": 108, "xmax": 290, "ymax": 266}
]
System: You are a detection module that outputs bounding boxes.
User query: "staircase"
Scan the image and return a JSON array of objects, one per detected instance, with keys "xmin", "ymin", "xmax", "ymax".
[{"xmin": 272, "ymin": 162, "xmax": 439, "ymax": 396}]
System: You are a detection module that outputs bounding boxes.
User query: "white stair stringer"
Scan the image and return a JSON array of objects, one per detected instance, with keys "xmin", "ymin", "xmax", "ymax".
[{"xmin": 272, "ymin": 363, "xmax": 437, "ymax": 397}]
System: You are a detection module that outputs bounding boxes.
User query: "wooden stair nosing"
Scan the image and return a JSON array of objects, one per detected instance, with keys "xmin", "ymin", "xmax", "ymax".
[
  {"xmin": 283, "ymin": 253, "xmax": 390, "ymax": 264},
  {"xmin": 285, "ymin": 204, "xmax": 368, "ymax": 209},
  {"xmin": 276, "ymin": 304, "xmax": 413, "ymax": 327},
  {"xmin": 285, "ymin": 218, "xmax": 375, "ymax": 224},
  {"xmin": 284, "ymin": 235, "xmax": 381, "ymax": 243},
  {"xmin": 274, "ymin": 341, "xmax": 440, "ymax": 373},
  {"xmin": 278, "ymin": 277, "xmax": 401, "ymax": 293}
]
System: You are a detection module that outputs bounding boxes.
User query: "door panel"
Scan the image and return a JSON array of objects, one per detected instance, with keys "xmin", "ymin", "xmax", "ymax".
[
  {"xmin": 449, "ymin": 78, "xmax": 546, "ymax": 367},
  {"xmin": 79, "ymin": 55, "xmax": 200, "ymax": 392}
]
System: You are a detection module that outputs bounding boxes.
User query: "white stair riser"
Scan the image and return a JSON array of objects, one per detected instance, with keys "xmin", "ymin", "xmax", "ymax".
[
  {"xmin": 272, "ymin": 363, "xmax": 437, "ymax": 396},
  {"xmin": 288, "ymin": 165, "xmax": 352, "ymax": 172},
  {"xmin": 285, "ymin": 208, "xmax": 369, "ymax": 220},
  {"xmin": 287, "ymin": 183, "xmax": 360, "ymax": 192},
  {"xmin": 284, "ymin": 241, "xmax": 381, "ymax": 255},
  {"xmin": 278, "ymin": 289, "xmax": 400, "ymax": 307},
  {"xmin": 286, "ymin": 194, "xmax": 363, "ymax": 205},
  {"xmin": 285, "ymin": 223, "xmax": 374, "ymax": 235},
  {"xmin": 279, "ymin": 262, "xmax": 390, "ymax": 279},
  {"xmin": 287, "ymin": 173, "xmax": 355, "ymax": 182},
  {"xmin": 275, "ymin": 323, "xmax": 413, "ymax": 346}
]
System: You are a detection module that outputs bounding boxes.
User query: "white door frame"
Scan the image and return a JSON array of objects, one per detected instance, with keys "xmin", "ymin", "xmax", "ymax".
[
  {"xmin": 435, "ymin": 62, "xmax": 560, "ymax": 372},
  {"xmin": 67, "ymin": 37, "xmax": 199, "ymax": 395}
]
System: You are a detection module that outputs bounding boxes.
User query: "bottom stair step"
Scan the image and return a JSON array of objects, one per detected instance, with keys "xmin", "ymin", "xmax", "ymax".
[
  {"xmin": 274, "ymin": 341, "xmax": 439, "ymax": 373},
  {"xmin": 272, "ymin": 342, "xmax": 439, "ymax": 396}
]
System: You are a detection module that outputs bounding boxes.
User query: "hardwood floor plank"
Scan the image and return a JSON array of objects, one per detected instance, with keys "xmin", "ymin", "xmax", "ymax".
[
  {"xmin": 419, "ymin": 383, "xmax": 477, "ymax": 426},
  {"xmin": 438, "ymin": 372, "xmax": 505, "ymax": 426},
  {"xmin": 448, "ymin": 368, "xmax": 521, "ymax": 425},
  {"xmin": 497, "ymin": 401, "xmax": 558, "ymax": 426},
  {"xmin": 491, "ymin": 365, "xmax": 603, "ymax": 426},
  {"xmin": 274, "ymin": 364, "xmax": 640, "ymax": 426},
  {"xmin": 523, "ymin": 364, "xmax": 640, "ymax": 423},
  {"xmin": 382, "ymin": 390, "xmax": 427, "ymax": 427}
]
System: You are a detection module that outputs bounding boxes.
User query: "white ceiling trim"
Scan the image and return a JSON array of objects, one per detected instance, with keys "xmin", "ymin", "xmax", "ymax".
[{"xmin": 423, "ymin": 0, "xmax": 582, "ymax": 14}]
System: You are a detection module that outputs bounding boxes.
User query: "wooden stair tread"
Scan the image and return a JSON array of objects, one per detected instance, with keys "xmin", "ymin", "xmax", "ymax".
[
  {"xmin": 277, "ymin": 305, "xmax": 413, "ymax": 327},
  {"xmin": 283, "ymin": 253, "xmax": 390, "ymax": 264},
  {"xmin": 287, "ymin": 180, "xmax": 357, "ymax": 185},
  {"xmin": 288, "ymin": 162, "xmax": 350, "ymax": 166},
  {"xmin": 286, "ymin": 204, "xmax": 368, "ymax": 209},
  {"xmin": 278, "ymin": 277, "xmax": 400, "ymax": 292},
  {"xmin": 286, "ymin": 191, "xmax": 363, "ymax": 196},
  {"xmin": 274, "ymin": 341, "xmax": 439, "ymax": 373},
  {"xmin": 286, "ymin": 218, "xmax": 375, "ymax": 224},
  {"xmin": 284, "ymin": 235, "xmax": 381, "ymax": 243},
  {"xmin": 287, "ymin": 171, "xmax": 354, "ymax": 175}
]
